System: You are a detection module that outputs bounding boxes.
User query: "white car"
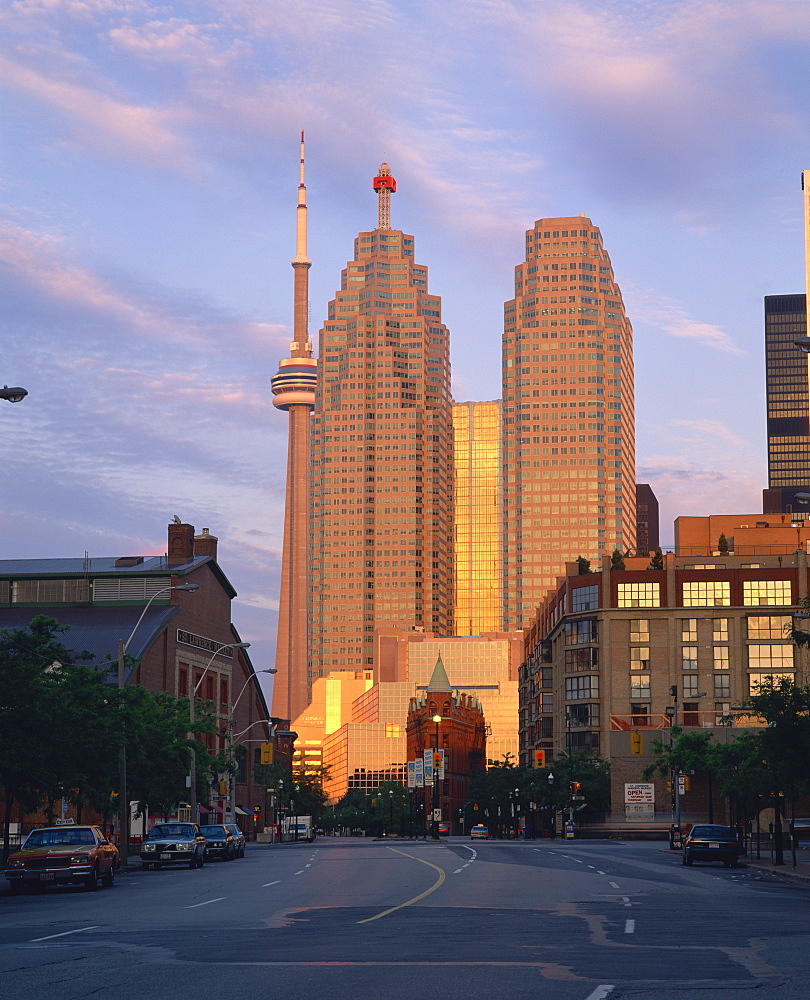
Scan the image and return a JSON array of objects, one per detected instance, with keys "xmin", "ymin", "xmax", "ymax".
[{"xmin": 470, "ymin": 824, "xmax": 489, "ymax": 840}]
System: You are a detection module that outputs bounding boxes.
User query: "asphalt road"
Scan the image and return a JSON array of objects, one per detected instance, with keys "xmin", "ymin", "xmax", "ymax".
[{"xmin": 2, "ymin": 837, "xmax": 810, "ymax": 1000}]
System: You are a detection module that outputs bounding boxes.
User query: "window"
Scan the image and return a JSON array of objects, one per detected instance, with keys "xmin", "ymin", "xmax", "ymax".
[
  {"xmin": 617, "ymin": 582, "xmax": 660, "ymax": 608},
  {"xmin": 681, "ymin": 619, "xmax": 697, "ymax": 642},
  {"xmin": 630, "ymin": 674, "xmax": 650, "ymax": 699},
  {"xmin": 682, "ymin": 675, "xmax": 699, "ymax": 698},
  {"xmin": 682, "ymin": 647, "xmax": 698, "ymax": 670},
  {"xmin": 715, "ymin": 701, "xmax": 731, "ymax": 725},
  {"xmin": 682, "ymin": 580, "xmax": 730, "ymax": 607},
  {"xmin": 749, "ymin": 672, "xmax": 793, "ymax": 694},
  {"xmin": 713, "ymin": 646, "xmax": 730, "ymax": 670},
  {"xmin": 743, "ymin": 580, "xmax": 792, "ymax": 606},
  {"xmin": 572, "ymin": 585, "xmax": 598, "ymax": 612},
  {"xmin": 682, "ymin": 702, "xmax": 700, "ymax": 726},
  {"xmin": 712, "ymin": 618, "xmax": 729, "ymax": 641},
  {"xmin": 564, "ymin": 619, "xmax": 598, "ymax": 644},
  {"xmin": 714, "ymin": 674, "xmax": 730, "ymax": 698},
  {"xmin": 747, "ymin": 615, "xmax": 790, "ymax": 639},
  {"xmin": 631, "ymin": 703, "xmax": 650, "ymax": 726},
  {"xmin": 630, "ymin": 647, "xmax": 650, "ymax": 670},
  {"xmin": 630, "ymin": 619, "xmax": 649, "ymax": 642},
  {"xmin": 565, "ymin": 648, "xmax": 598, "ymax": 671},
  {"xmin": 748, "ymin": 644, "xmax": 794, "ymax": 671},
  {"xmin": 568, "ymin": 703, "xmax": 600, "ymax": 726},
  {"xmin": 565, "ymin": 675, "xmax": 599, "ymax": 700}
]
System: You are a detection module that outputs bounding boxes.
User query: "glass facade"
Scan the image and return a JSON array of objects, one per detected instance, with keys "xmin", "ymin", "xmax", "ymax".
[
  {"xmin": 322, "ymin": 723, "xmax": 407, "ymax": 802},
  {"xmin": 308, "ymin": 218, "xmax": 454, "ymax": 678},
  {"xmin": 764, "ymin": 294, "xmax": 810, "ymax": 489},
  {"xmin": 453, "ymin": 400, "xmax": 502, "ymax": 634},
  {"xmin": 501, "ymin": 215, "xmax": 636, "ymax": 628}
]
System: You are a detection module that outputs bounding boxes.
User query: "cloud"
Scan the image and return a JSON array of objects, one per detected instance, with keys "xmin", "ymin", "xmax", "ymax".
[{"xmin": 627, "ymin": 286, "xmax": 742, "ymax": 353}]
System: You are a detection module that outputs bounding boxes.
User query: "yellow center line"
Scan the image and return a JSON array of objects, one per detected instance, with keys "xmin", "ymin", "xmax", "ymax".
[{"xmin": 356, "ymin": 847, "xmax": 447, "ymax": 924}]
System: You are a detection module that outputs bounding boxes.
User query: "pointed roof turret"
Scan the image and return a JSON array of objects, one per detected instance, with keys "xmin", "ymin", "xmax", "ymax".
[{"xmin": 426, "ymin": 654, "xmax": 453, "ymax": 694}]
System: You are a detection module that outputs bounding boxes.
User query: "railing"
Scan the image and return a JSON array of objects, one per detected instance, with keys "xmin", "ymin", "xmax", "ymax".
[{"xmin": 610, "ymin": 712, "xmax": 766, "ymax": 730}]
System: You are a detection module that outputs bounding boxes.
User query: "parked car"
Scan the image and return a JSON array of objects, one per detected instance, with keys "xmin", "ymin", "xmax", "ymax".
[
  {"xmin": 470, "ymin": 824, "xmax": 489, "ymax": 840},
  {"xmin": 140, "ymin": 823, "xmax": 206, "ymax": 869},
  {"xmin": 225, "ymin": 824, "xmax": 246, "ymax": 858},
  {"xmin": 198, "ymin": 824, "xmax": 236, "ymax": 861},
  {"xmin": 682, "ymin": 824, "xmax": 741, "ymax": 867},
  {"xmin": 4, "ymin": 823, "xmax": 119, "ymax": 893}
]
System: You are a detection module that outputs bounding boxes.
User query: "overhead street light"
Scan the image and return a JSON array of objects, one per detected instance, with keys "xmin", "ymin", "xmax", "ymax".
[
  {"xmin": 225, "ymin": 668, "xmax": 278, "ymax": 822},
  {"xmin": 1, "ymin": 385, "xmax": 27, "ymax": 403},
  {"xmin": 189, "ymin": 641, "xmax": 251, "ymax": 827},
  {"xmin": 117, "ymin": 582, "xmax": 200, "ymax": 863}
]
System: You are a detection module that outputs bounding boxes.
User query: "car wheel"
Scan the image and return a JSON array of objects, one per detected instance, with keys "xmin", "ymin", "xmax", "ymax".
[
  {"xmin": 684, "ymin": 852, "xmax": 693, "ymax": 866},
  {"xmin": 9, "ymin": 881, "xmax": 25, "ymax": 895},
  {"xmin": 101, "ymin": 866, "xmax": 115, "ymax": 888},
  {"xmin": 188, "ymin": 856, "xmax": 197, "ymax": 869},
  {"xmin": 198, "ymin": 853, "xmax": 205, "ymax": 868},
  {"xmin": 84, "ymin": 867, "xmax": 99, "ymax": 891}
]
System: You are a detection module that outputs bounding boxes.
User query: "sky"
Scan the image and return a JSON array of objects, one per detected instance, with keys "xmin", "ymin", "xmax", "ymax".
[{"xmin": 2, "ymin": 0, "xmax": 810, "ymax": 703}]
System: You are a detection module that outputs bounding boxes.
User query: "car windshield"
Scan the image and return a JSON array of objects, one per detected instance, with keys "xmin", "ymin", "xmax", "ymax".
[
  {"xmin": 149, "ymin": 824, "xmax": 195, "ymax": 839},
  {"xmin": 25, "ymin": 828, "xmax": 96, "ymax": 848},
  {"xmin": 199, "ymin": 826, "xmax": 228, "ymax": 836},
  {"xmin": 690, "ymin": 825, "xmax": 735, "ymax": 838}
]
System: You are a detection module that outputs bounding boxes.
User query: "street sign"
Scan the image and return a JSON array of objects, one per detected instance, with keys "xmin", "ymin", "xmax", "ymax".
[
  {"xmin": 407, "ymin": 761, "xmax": 416, "ymax": 788},
  {"xmin": 414, "ymin": 758, "xmax": 424, "ymax": 787}
]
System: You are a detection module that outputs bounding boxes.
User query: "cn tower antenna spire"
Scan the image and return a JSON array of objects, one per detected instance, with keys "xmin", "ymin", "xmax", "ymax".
[{"xmin": 372, "ymin": 161, "xmax": 396, "ymax": 230}]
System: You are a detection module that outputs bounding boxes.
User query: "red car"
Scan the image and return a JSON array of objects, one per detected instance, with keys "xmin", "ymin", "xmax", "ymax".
[{"xmin": 4, "ymin": 824, "xmax": 120, "ymax": 893}]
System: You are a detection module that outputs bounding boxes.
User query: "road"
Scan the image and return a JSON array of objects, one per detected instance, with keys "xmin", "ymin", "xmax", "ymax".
[{"xmin": 2, "ymin": 837, "xmax": 810, "ymax": 1000}]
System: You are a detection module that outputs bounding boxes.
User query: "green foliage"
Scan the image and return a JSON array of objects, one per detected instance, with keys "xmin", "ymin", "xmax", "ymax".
[
  {"xmin": 647, "ymin": 547, "xmax": 664, "ymax": 570},
  {"xmin": 717, "ymin": 533, "xmax": 729, "ymax": 554},
  {"xmin": 610, "ymin": 549, "xmax": 625, "ymax": 571},
  {"xmin": 576, "ymin": 556, "xmax": 591, "ymax": 575}
]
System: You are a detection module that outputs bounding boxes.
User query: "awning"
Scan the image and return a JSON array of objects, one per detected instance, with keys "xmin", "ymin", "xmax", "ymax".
[
  {"xmin": 199, "ymin": 805, "xmax": 211, "ymax": 814},
  {"xmin": 235, "ymin": 806, "xmax": 251, "ymax": 816},
  {"xmin": 212, "ymin": 803, "xmax": 223, "ymax": 815}
]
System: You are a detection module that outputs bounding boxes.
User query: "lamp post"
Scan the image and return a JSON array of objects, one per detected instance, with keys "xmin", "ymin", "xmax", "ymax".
[
  {"xmin": 388, "ymin": 789, "xmax": 394, "ymax": 837},
  {"xmin": 1, "ymin": 385, "xmax": 27, "ymax": 402},
  {"xmin": 226, "ymin": 670, "xmax": 276, "ymax": 824},
  {"xmin": 117, "ymin": 582, "xmax": 199, "ymax": 862},
  {"xmin": 548, "ymin": 771, "xmax": 555, "ymax": 839},
  {"xmin": 431, "ymin": 714, "xmax": 442, "ymax": 840},
  {"xmin": 189, "ymin": 641, "xmax": 250, "ymax": 827}
]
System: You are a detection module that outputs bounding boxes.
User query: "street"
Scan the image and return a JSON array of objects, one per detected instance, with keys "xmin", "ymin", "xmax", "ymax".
[{"xmin": 2, "ymin": 838, "xmax": 810, "ymax": 999}]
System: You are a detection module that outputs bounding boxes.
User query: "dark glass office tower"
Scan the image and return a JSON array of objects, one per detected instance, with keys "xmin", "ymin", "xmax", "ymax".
[{"xmin": 763, "ymin": 294, "xmax": 810, "ymax": 514}]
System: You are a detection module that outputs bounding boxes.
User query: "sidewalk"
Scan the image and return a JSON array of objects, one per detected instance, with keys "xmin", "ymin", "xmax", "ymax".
[{"xmin": 741, "ymin": 848, "xmax": 810, "ymax": 886}]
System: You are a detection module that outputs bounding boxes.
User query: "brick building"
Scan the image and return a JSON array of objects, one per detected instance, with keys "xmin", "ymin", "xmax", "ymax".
[
  {"xmin": 0, "ymin": 521, "xmax": 273, "ymax": 834},
  {"xmin": 406, "ymin": 656, "xmax": 487, "ymax": 835},
  {"xmin": 519, "ymin": 544, "xmax": 809, "ymax": 826}
]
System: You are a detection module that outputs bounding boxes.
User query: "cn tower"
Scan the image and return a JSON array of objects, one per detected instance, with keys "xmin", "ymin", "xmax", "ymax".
[{"xmin": 271, "ymin": 132, "xmax": 317, "ymax": 722}]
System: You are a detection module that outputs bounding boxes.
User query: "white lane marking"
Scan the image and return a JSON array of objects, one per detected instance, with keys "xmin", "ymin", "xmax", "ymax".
[
  {"xmin": 621, "ymin": 895, "xmax": 631, "ymax": 907},
  {"xmin": 294, "ymin": 870, "xmax": 305, "ymax": 875},
  {"xmin": 185, "ymin": 897, "xmax": 226, "ymax": 908},
  {"xmin": 262, "ymin": 880, "xmax": 281, "ymax": 887},
  {"xmin": 625, "ymin": 919, "xmax": 635, "ymax": 934},
  {"xmin": 29, "ymin": 926, "xmax": 98, "ymax": 943},
  {"xmin": 453, "ymin": 868, "xmax": 464, "ymax": 874},
  {"xmin": 305, "ymin": 864, "xmax": 312, "ymax": 868},
  {"xmin": 609, "ymin": 881, "xmax": 620, "ymax": 889},
  {"xmin": 597, "ymin": 870, "xmax": 606, "ymax": 875},
  {"xmin": 585, "ymin": 988, "xmax": 615, "ymax": 1000}
]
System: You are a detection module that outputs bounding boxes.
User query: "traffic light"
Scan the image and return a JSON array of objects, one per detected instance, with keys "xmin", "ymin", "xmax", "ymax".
[
  {"xmin": 571, "ymin": 781, "xmax": 582, "ymax": 794},
  {"xmin": 533, "ymin": 749, "xmax": 546, "ymax": 769},
  {"xmin": 630, "ymin": 732, "xmax": 643, "ymax": 755},
  {"xmin": 219, "ymin": 779, "xmax": 227, "ymax": 796},
  {"xmin": 260, "ymin": 742, "xmax": 274, "ymax": 765},
  {"xmin": 253, "ymin": 807, "xmax": 261, "ymax": 824},
  {"xmin": 433, "ymin": 751, "xmax": 442, "ymax": 770}
]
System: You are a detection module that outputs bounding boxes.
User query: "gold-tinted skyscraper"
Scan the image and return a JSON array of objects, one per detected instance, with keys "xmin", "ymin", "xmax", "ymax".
[
  {"xmin": 453, "ymin": 400, "xmax": 502, "ymax": 634},
  {"xmin": 271, "ymin": 134, "xmax": 318, "ymax": 722},
  {"xmin": 502, "ymin": 215, "xmax": 635, "ymax": 628},
  {"xmin": 308, "ymin": 164, "xmax": 454, "ymax": 678}
]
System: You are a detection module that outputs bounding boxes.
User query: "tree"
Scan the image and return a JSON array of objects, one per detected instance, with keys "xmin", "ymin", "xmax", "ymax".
[
  {"xmin": 576, "ymin": 556, "xmax": 591, "ymax": 575},
  {"xmin": 647, "ymin": 547, "xmax": 664, "ymax": 570},
  {"xmin": 610, "ymin": 549, "xmax": 625, "ymax": 571},
  {"xmin": 717, "ymin": 533, "xmax": 729, "ymax": 554}
]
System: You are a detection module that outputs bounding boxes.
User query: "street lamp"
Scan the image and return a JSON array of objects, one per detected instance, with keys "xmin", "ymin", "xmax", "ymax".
[
  {"xmin": 431, "ymin": 714, "xmax": 442, "ymax": 840},
  {"xmin": 1, "ymin": 385, "xmax": 27, "ymax": 403},
  {"xmin": 388, "ymin": 789, "xmax": 394, "ymax": 837},
  {"xmin": 117, "ymin": 582, "xmax": 199, "ymax": 862},
  {"xmin": 189, "ymin": 641, "xmax": 250, "ymax": 827},
  {"xmin": 225, "ymin": 670, "xmax": 277, "ymax": 823},
  {"xmin": 548, "ymin": 772, "xmax": 555, "ymax": 839}
]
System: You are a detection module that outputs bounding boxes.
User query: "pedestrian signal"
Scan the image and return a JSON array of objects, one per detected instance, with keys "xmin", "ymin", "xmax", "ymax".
[
  {"xmin": 260, "ymin": 742, "xmax": 274, "ymax": 765},
  {"xmin": 533, "ymin": 749, "xmax": 546, "ymax": 768},
  {"xmin": 630, "ymin": 732, "xmax": 643, "ymax": 755}
]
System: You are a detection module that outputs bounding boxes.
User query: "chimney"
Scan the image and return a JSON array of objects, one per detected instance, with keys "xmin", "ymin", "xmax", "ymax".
[
  {"xmin": 194, "ymin": 527, "xmax": 218, "ymax": 561},
  {"xmin": 167, "ymin": 522, "xmax": 195, "ymax": 565}
]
